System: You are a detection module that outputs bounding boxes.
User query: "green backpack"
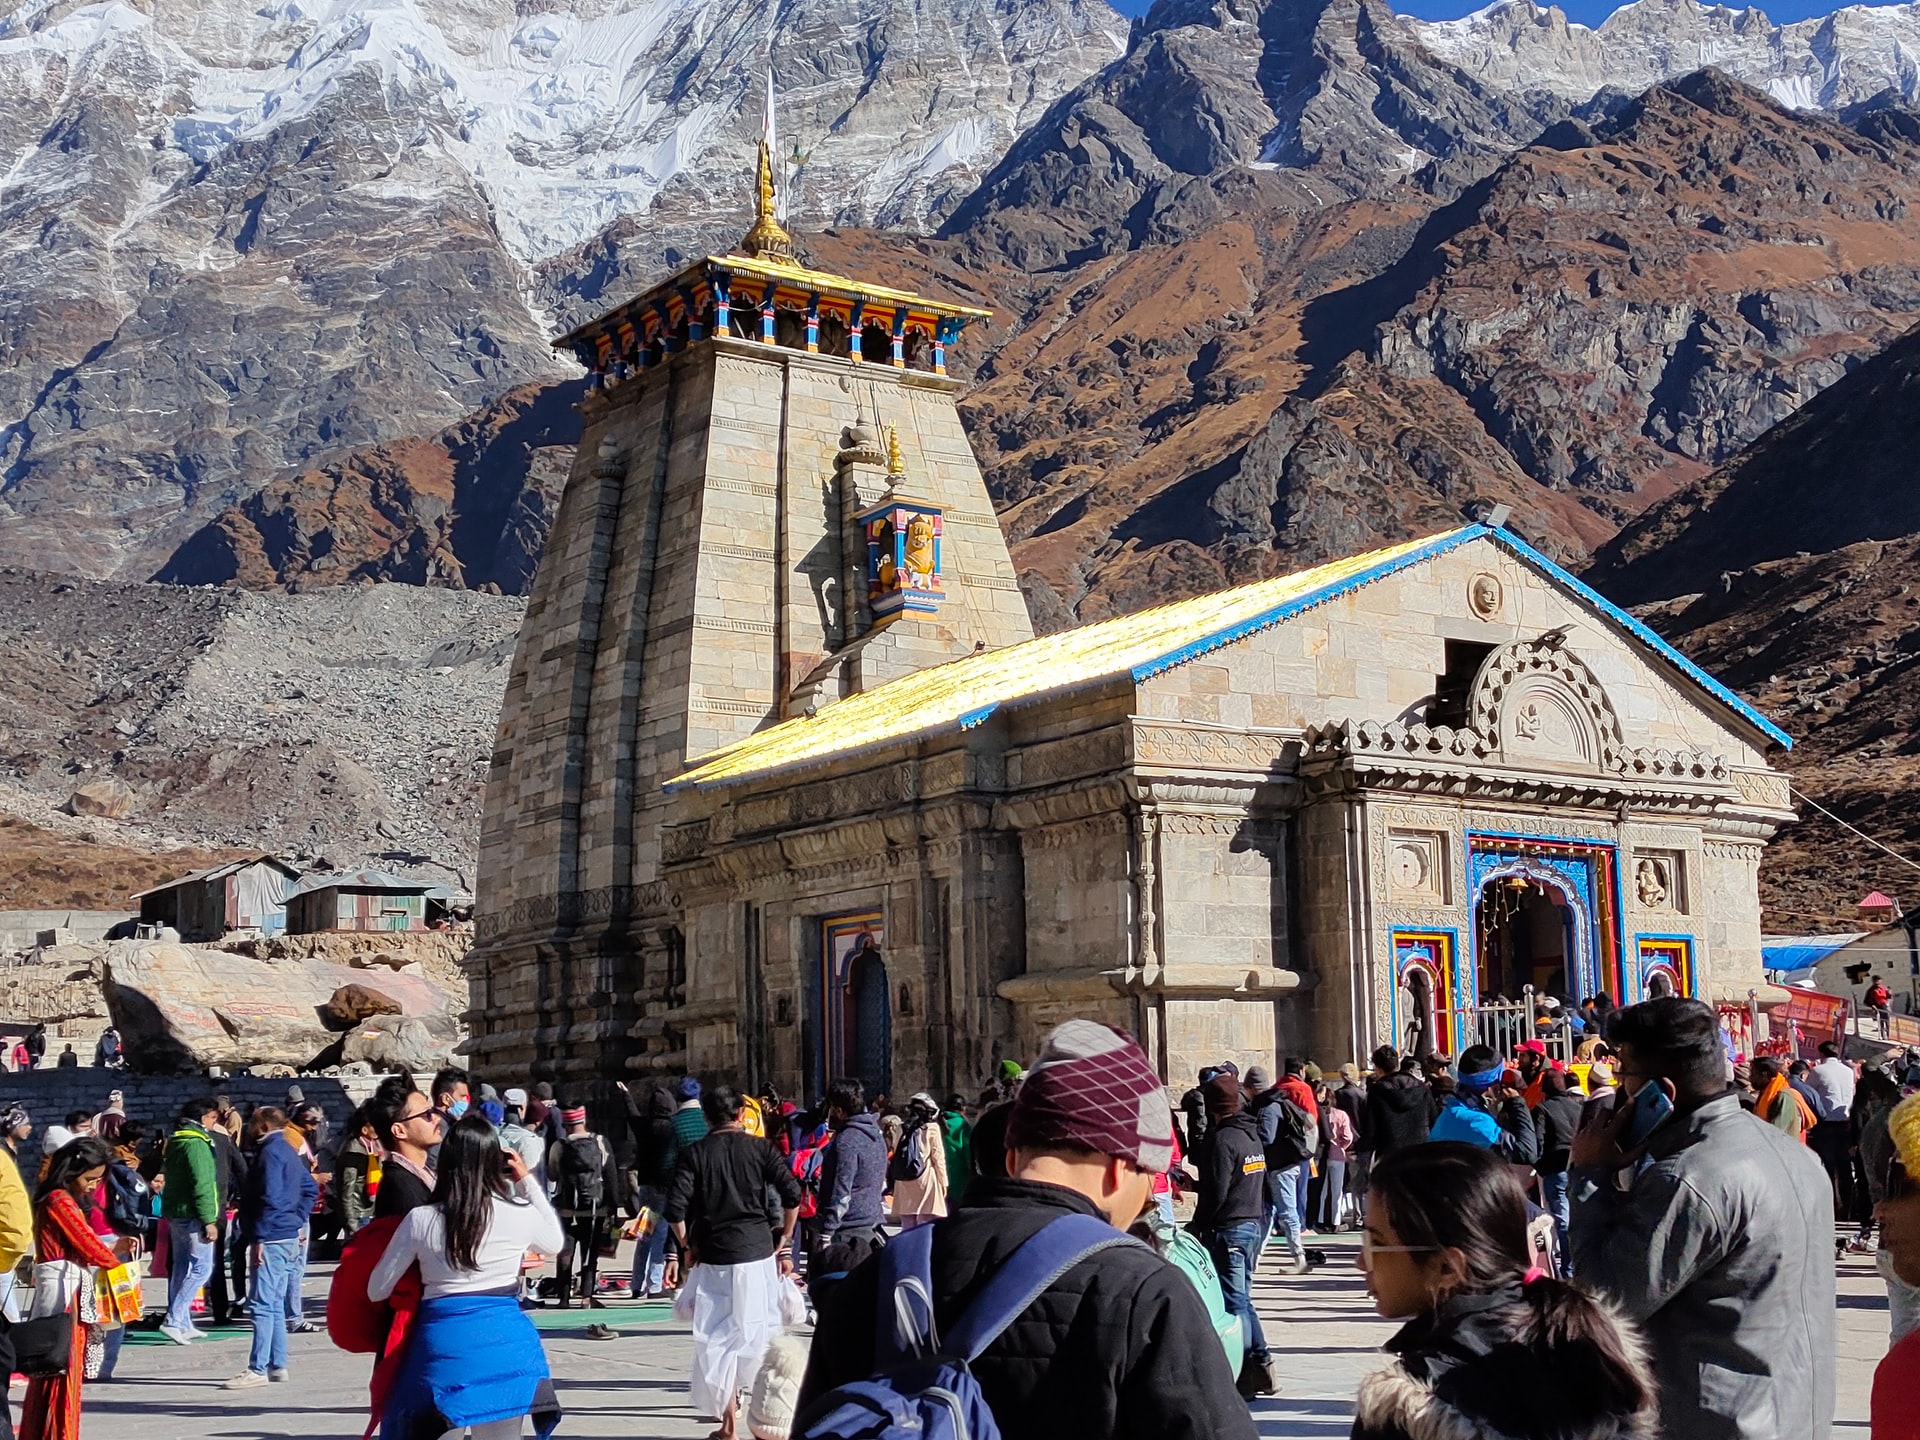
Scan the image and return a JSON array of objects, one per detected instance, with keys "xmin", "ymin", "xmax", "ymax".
[{"xmin": 1140, "ymin": 1210, "xmax": 1242, "ymax": 1368}]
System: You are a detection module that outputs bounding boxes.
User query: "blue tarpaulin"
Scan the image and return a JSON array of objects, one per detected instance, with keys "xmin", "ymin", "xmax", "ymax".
[{"xmin": 1761, "ymin": 935, "xmax": 1862, "ymax": 977}]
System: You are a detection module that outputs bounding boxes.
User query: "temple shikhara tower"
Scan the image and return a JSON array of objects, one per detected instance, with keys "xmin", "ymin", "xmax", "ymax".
[{"xmin": 470, "ymin": 117, "xmax": 1797, "ymax": 1101}]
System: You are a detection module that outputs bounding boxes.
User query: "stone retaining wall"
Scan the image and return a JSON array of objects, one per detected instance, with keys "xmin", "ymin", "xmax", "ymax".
[{"xmin": 0, "ymin": 1069, "xmax": 392, "ymax": 1138}]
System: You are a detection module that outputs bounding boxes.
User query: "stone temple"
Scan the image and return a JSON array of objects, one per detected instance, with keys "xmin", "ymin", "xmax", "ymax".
[{"xmin": 468, "ymin": 147, "xmax": 1796, "ymax": 1102}]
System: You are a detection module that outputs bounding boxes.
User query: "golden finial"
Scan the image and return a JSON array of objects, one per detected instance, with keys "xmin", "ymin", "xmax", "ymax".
[
  {"xmin": 885, "ymin": 424, "xmax": 905, "ymax": 478},
  {"xmin": 739, "ymin": 137, "xmax": 794, "ymax": 261}
]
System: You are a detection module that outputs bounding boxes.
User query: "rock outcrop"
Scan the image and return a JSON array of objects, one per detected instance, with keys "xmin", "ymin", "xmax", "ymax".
[
  {"xmin": 1583, "ymin": 319, "xmax": 1920, "ymax": 926},
  {"xmin": 101, "ymin": 939, "xmax": 462, "ymax": 1074}
]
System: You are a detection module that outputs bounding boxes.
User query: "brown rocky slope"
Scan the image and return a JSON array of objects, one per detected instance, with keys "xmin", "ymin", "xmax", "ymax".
[
  {"xmin": 160, "ymin": 73, "xmax": 1920, "ymax": 621},
  {"xmin": 1588, "ymin": 319, "xmax": 1920, "ymax": 929}
]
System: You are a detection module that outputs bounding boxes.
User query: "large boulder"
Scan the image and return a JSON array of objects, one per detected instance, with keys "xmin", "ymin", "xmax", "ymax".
[
  {"xmin": 67, "ymin": 777, "xmax": 135, "ymax": 818},
  {"xmin": 340, "ymin": 1016, "xmax": 451, "ymax": 1075},
  {"xmin": 101, "ymin": 940, "xmax": 462, "ymax": 1073},
  {"xmin": 323, "ymin": 983, "xmax": 403, "ymax": 1030}
]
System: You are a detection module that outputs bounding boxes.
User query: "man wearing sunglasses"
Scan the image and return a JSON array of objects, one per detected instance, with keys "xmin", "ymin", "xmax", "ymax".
[{"xmin": 373, "ymin": 1084, "xmax": 444, "ymax": 1220}]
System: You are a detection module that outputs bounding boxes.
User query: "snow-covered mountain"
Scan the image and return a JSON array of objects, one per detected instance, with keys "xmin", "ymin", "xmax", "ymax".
[
  {"xmin": 0, "ymin": 0, "xmax": 1125, "ymax": 579},
  {"xmin": 1, "ymin": 0, "xmax": 1126, "ymax": 266},
  {"xmin": 1408, "ymin": 0, "xmax": 1920, "ymax": 110}
]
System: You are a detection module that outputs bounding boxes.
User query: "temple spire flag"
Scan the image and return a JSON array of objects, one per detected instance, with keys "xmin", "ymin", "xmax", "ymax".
[
  {"xmin": 766, "ymin": 70, "xmax": 786, "ymax": 223},
  {"xmin": 740, "ymin": 69, "xmax": 795, "ymax": 260}
]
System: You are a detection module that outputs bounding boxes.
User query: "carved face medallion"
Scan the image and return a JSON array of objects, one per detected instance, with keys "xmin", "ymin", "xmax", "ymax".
[{"xmin": 1469, "ymin": 572, "xmax": 1503, "ymax": 619}]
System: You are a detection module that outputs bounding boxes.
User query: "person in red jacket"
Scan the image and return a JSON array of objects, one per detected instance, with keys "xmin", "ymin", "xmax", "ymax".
[{"xmin": 1275, "ymin": 1060, "xmax": 1320, "ymax": 1233}]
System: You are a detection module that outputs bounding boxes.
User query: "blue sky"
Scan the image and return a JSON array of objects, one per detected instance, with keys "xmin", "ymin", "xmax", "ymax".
[{"xmin": 1106, "ymin": 0, "xmax": 1877, "ymax": 29}]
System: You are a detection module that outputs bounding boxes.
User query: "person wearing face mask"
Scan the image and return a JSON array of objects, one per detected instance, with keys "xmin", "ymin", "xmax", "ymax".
[
  {"xmin": 1352, "ymin": 1142, "xmax": 1656, "ymax": 1440},
  {"xmin": 428, "ymin": 1068, "xmax": 472, "ymax": 1170},
  {"xmin": 1568, "ymin": 997, "xmax": 1833, "ymax": 1440},
  {"xmin": 797, "ymin": 1020, "xmax": 1256, "ymax": 1440}
]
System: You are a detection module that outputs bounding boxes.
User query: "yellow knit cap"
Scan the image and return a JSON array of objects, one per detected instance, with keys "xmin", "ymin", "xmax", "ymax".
[{"xmin": 1891, "ymin": 1092, "xmax": 1920, "ymax": 1174}]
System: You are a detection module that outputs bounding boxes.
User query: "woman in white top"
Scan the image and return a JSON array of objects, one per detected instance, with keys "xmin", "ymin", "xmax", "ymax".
[{"xmin": 369, "ymin": 1113, "xmax": 566, "ymax": 1440}]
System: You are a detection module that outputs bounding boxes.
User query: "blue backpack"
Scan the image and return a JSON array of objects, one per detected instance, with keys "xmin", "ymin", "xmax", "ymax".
[{"xmin": 795, "ymin": 1213, "xmax": 1141, "ymax": 1440}]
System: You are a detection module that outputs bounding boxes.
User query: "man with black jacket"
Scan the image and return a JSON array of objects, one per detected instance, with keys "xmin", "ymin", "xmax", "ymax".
[
  {"xmin": 1365, "ymin": 1045, "xmax": 1431, "ymax": 1158},
  {"xmin": 619, "ymin": 1077, "xmax": 679, "ymax": 1298},
  {"xmin": 1531, "ymin": 1067, "xmax": 1583, "ymax": 1268},
  {"xmin": 1190, "ymin": 1072, "xmax": 1276, "ymax": 1399},
  {"xmin": 206, "ymin": 1119, "xmax": 250, "ymax": 1324},
  {"xmin": 799, "ymin": 1021, "xmax": 1256, "ymax": 1440}
]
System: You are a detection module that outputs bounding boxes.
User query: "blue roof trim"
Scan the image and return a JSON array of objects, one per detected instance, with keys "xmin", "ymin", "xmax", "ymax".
[
  {"xmin": 1484, "ymin": 529, "xmax": 1793, "ymax": 750},
  {"xmin": 1129, "ymin": 529, "xmax": 1487, "ymax": 683}
]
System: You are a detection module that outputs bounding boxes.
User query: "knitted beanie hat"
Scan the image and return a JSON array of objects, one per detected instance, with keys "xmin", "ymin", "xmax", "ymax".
[{"xmin": 1006, "ymin": 1020, "xmax": 1175, "ymax": 1174}]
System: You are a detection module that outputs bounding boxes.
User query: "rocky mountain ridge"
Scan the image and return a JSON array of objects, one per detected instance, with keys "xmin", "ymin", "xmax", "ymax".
[
  {"xmin": 1409, "ymin": 0, "xmax": 1920, "ymax": 112},
  {"xmin": 0, "ymin": 0, "xmax": 1125, "ymax": 578},
  {"xmin": 1587, "ymin": 318, "xmax": 1920, "ymax": 927}
]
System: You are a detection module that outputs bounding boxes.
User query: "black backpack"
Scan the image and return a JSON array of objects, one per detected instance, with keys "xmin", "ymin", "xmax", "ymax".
[
  {"xmin": 105, "ymin": 1161, "xmax": 154, "ymax": 1239},
  {"xmin": 555, "ymin": 1134, "xmax": 606, "ymax": 1212},
  {"xmin": 1264, "ymin": 1096, "xmax": 1316, "ymax": 1168},
  {"xmin": 886, "ymin": 1123, "xmax": 931, "ymax": 1185}
]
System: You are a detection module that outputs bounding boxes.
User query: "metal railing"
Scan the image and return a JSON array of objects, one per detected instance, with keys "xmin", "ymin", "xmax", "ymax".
[{"xmin": 1451, "ymin": 985, "xmax": 1577, "ymax": 1064}]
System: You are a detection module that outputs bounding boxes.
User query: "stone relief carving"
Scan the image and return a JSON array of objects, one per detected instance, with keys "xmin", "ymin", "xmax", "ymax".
[
  {"xmin": 1131, "ymin": 723, "xmax": 1292, "ymax": 774},
  {"xmin": 1729, "ymin": 768, "xmax": 1793, "ymax": 811},
  {"xmin": 1635, "ymin": 857, "xmax": 1667, "ymax": 908},
  {"xmin": 1469, "ymin": 637, "xmax": 1624, "ymax": 770},
  {"xmin": 1468, "ymin": 572, "xmax": 1504, "ymax": 619},
  {"xmin": 1387, "ymin": 831, "xmax": 1447, "ymax": 903}
]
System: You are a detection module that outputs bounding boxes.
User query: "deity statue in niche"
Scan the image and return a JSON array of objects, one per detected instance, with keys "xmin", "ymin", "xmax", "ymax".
[
  {"xmin": 1635, "ymin": 857, "xmax": 1669, "ymax": 910},
  {"xmin": 903, "ymin": 512, "xmax": 937, "ymax": 589}
]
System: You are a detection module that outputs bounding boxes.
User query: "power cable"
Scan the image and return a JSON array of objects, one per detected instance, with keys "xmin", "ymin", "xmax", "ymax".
[{"xmin": 1789, "ymin": 785, "xmax": 1920, "ymax": 876}]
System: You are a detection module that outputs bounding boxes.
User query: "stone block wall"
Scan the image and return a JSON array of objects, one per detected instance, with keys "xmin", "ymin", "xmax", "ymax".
[{"xmin": 0, "ymin": 1070, "xmax": 389, "ymax": 1141}]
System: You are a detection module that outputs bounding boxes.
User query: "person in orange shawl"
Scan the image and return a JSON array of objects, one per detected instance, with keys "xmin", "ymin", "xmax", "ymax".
[
  {"xmin": 1750, "ymin": 1056, "xmax": 1816, "ymax": 1143},
  {"xmin": 20, "ymin": 1137, "xmax": 135, "ymax": 1440}
]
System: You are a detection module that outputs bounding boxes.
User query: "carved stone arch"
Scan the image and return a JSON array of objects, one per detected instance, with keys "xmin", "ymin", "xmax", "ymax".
[{"xmin": 1469, "ymin": 637, "xmax": 1626, "ymax": 772}]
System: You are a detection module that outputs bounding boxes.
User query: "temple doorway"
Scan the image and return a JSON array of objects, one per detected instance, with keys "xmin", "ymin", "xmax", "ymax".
[
  {"xmin": 848, "ymin": 940, "xmax": 892, "ymax": 1100},
  {"xmin": 1402, "ymin": 966, "xmax": 1437, "ymax": 1058},
  {"xmin": 1475, "ymin": 874, "xmax": 1574, "ymax": 1001}
]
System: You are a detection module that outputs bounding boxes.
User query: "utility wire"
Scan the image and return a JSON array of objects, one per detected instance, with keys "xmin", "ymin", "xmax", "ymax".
[{"xmin": 1790, "ymin": 785, "xmax": 1920, "ymax": 876}]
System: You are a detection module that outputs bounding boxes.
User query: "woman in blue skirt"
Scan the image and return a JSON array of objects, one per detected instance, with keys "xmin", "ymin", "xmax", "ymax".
[{"xmin": 370, "ymin": 1112, "xmax": 566, "ymax": 1439}]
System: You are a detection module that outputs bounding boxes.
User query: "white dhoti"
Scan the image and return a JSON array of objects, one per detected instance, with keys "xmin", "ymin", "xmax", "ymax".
[{"xmin": 687, "ymin": 1256, "xmax": 782, "ymax": 1420}]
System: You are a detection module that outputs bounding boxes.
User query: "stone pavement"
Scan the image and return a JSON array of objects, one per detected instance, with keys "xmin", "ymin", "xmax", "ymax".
[{"xmin": 70, "ymin": 1236, "xmax": 1891, "ymax": 1440}]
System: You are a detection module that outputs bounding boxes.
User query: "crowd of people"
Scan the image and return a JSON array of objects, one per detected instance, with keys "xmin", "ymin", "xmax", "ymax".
[{"xmin": 0, "ymin": 994, "xmax": 1907, "ymax": 1439}]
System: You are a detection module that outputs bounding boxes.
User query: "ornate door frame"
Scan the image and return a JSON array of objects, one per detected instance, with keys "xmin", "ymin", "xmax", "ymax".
[{"xmin": 1467, "ymin": 833, "xmax": 1624, "ymax": 1005}]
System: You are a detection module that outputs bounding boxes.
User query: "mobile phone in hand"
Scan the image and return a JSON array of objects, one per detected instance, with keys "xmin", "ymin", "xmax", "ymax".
[{"xmin": 1620, "ymin": 1081, "xmax": 1674, "ymax": 1150}]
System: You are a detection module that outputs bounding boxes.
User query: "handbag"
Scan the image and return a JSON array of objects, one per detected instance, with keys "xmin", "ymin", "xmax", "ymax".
[
  {"xmin": 11, "ymin": 1312, "xmax": 73, "ymax": 1377},
  {"xmin": 13, "ymin": 1258, "xmax": 90, "ymax": 1378}
]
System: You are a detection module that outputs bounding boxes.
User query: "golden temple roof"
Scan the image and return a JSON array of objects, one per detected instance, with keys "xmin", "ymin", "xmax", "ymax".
[
  {"xmin": 669, "ymin": 530, "xmax": 1460, "ymax": 789},
  {"xmin": 669, "ymin": 521, "xmax": 1794, "ymax": 788}
]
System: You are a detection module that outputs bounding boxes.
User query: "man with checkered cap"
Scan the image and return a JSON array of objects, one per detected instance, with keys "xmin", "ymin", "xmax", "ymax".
[{"xmin": 798, "ymin": 1020, "xmax": 1257, "ymax": 1440}]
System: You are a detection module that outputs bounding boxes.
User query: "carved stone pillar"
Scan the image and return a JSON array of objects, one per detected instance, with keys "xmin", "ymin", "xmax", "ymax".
[{"xmin": 1134, "ymin": 805, "xmax": 1161, "ymax": 973}]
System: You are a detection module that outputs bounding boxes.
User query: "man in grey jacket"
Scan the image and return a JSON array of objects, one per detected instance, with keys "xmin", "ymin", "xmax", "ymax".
[
  {"xmin": 815, "ymin": 1077, "xmax": 888, "ymax": 1260},
  {"xmin": 1569, "ymin": 997, "xmax": 1833, "ymax": 1440}
]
